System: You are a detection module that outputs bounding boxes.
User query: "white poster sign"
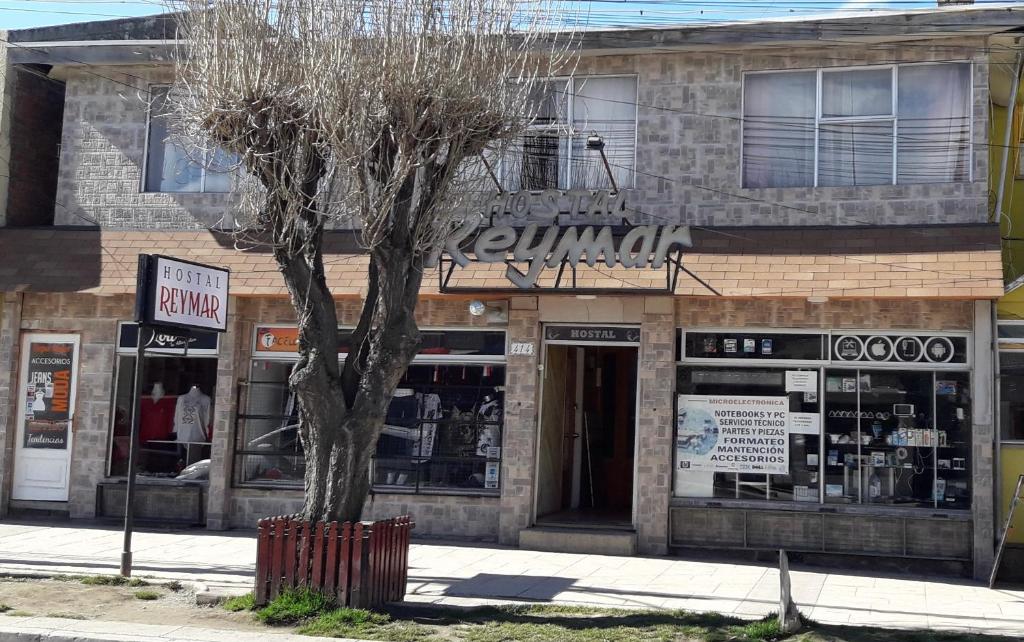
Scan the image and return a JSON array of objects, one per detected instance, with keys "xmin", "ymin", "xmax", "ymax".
[
  {"xmin": 147, "ymin": 255, "xmax": 230, "ymax": 332},
  {"xmin": 676, "ymin": 395, "xmax": 789, "ymax": 474},
  {"xmin": 788, "ymin": 412, "xmax": 821, "ymax": 435},
  {"xmin": 785, "ymin": 370, "xmax": 818, "ymax": 393}
]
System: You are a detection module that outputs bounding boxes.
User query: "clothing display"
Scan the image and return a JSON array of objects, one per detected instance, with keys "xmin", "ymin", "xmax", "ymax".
[
  {"xmin": 174, "ymin": 386, "xmax": 212, "ymax": 443},
  {"xmin": 414, "ymin": 393, "xmax": 441, "ymax": 460},
  {"xmin": 139, "ymin": 395, "xmax": 176, "ymax": 444}
]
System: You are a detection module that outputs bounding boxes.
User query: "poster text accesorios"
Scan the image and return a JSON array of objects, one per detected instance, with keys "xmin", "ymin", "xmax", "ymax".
[
  {"xmin": 676, "ymin": 395, "xmax": 789, "ymax": 474},
  {"xmin": 23, "ymin": 342, "xmax": 75, "ymax": 449}
]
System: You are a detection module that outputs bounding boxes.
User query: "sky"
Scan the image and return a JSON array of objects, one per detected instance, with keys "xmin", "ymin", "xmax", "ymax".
[{"xmin": 0, "ymin": 0, "xmax": 1009, "ymax": 32}]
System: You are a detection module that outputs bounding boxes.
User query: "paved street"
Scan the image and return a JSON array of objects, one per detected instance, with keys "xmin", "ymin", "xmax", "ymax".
[{"xmin": 0, "ymin": 520, "xmax": 1022, "ymax": 635}]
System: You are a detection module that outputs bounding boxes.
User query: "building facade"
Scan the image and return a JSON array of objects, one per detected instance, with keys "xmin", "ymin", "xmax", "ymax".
[{"xmin": 0, "ymin": 6, "xmax": 1018, "ymax": 580}]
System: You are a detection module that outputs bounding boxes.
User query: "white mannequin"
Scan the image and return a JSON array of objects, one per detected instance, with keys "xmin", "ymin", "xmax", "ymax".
[{"xmin": 151, "ymin": 382, "xmax": 165, "ymax": 402}]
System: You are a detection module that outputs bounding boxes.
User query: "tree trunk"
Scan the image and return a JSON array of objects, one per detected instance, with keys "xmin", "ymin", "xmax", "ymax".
[{"xmin": 271, "ymin": 166, "xmax": 425, "ymax": 524}]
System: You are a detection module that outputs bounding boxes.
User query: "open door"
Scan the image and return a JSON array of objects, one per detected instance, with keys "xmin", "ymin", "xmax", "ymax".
[
  {"xmin": 536, "ymin": 345, "xmax": 573, "ymax": 517},
  {"xmin": 12, "ymin": 333, "xmax": 80, "ymax": 502},
  {"xmin": 536, "ymin": 343, "xmax": 637, "ymax": 528}
]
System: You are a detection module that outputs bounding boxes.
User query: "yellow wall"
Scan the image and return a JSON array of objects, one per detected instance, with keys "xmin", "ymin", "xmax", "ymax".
[
  {"xmin": 1000, "ymin": 445, "xmax": 1024, "ymax": 545},
  {"xmin": 993, "ymin": 103, "xmax": 1024, "ymax": 290}
]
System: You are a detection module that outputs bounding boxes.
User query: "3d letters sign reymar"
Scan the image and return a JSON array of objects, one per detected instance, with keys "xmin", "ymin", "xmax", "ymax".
[
  {"xmin": 433, "ymin": 219, "xmax": 693, "ymax": 289},
  {"xmin": 135, "ymin": 255, "xmax": 230, "ymax": 333}
]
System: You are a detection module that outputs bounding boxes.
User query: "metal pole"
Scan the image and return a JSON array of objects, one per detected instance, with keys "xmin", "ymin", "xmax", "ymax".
[{"xmin": 120, "ymin": 324, "xmax": 147, "ymax": 577}]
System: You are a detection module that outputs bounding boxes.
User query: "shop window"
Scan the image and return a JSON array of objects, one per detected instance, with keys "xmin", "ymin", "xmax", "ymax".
[
  {"xmin": 108, "ymin": 354, "xmax": 218, "ymax": 479},
  {"xmin": 823, "ymin": 369, "xmax": 970, "ymax": 509},
  {"xmin": 144, "ymin": 86, "xmax": 237, "ymax": 193},
  {"xmin": 237, "ymin": 328, "xmax": 506, "ymax": 492},
  {"xmin": 743, "ymin": 62, "xmax": 971, "ymax": 188},
  {"xmin": 673, "ymin": 361, "xmax": 972, "ymax": 510},
  {"xmin": 1000, "ymin": 351, "xmax": 1024, "ymax": 441},
  {"xmin": 497, "ymin": 76, "xmax": 637, "ymax": 191},
  {"xmin": 675, "ymin": 366, "xmax": 821, "ymax": 502},
  {"xmin": 234, "ymin": 362, "xmax": 505, "ymax": 492}
]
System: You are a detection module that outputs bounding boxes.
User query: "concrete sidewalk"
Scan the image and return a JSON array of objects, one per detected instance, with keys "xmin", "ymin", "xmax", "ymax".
[{"xmin": 0, "ymin": 520, "xmax": 1022, "ymax": 636}]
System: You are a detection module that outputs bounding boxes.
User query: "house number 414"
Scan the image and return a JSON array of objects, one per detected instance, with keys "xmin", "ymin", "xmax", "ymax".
[{"xmin": 509, "ymin": 342, "xmax": 535, "ymax": 356}]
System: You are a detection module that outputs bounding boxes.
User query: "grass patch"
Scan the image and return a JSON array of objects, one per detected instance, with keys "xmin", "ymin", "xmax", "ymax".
[
  {"xmin": 256, "ymin": 589, "xmax": 336, "ymax": 625},
  {"xmin": 0, "ymin": 604, "xmax": 10, "ymax": 613},
  {"xmin": 79, "ymin": 574, "xmax": 149, "ymax": 587},
  {"xmin": 222, "ymin": 592, "xmax": 255, "ymax": 612},
  {"xmin": 283, "ymin": 603, "xmax": 1024, "ymax": 642},
  {"xmin": 134, "ymin": 590, "xmax": 160, "ymax": 601},
  {"xmin": 165, "ymin": 580, "xmax": 184, "ymax": 592},
  {"xmin": 51, "ymin": 574, "xmax": 85, "ymax": 583},
  {"xmin": 298, "ymin": 608, "xmax": 396, "ymax": 639},
  {"xmin": 5, "ymin": 611, "xmax": 32, "ymax": 617},
  {"xmin": 738, "ymin": 616, "xmax": 783, "ymax": 641}
]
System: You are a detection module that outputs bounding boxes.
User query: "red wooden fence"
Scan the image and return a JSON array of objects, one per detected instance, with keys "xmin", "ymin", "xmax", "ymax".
[{"xmin": 254, "ymin": 515, "xmax": 413, "ymax": 608}]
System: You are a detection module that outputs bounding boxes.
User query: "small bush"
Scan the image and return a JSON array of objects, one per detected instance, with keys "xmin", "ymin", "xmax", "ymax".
[
  {"xmin": 256, "ymin": 589, "xmax": 336, "ymax": 625},
  {"xmin": 134, "ymin": 590, "xmax": 160, "ymax": 601},
  {"xmin": 0, "ymin": 603, "xmax": 10, "ymax": 613},
  {"xmin": 222, "ymin": 593, "xmax": 255, "ymax": 612},
  {"xmin": 740, "ymin": 616, "xmax": 783, "ymax": 641},
  {"xmin": 165, "ymin": 580, "xmax": 184, "ymax": 592}
]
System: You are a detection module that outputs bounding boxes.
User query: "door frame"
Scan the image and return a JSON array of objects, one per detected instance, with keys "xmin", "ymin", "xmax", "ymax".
[
  {"xmin": 532, "ymin": 323, "xmax": 642, "ymax": 528},
  {"xmin": 11, "ymin": 332, "xmax": 81, "ymax": 502}
]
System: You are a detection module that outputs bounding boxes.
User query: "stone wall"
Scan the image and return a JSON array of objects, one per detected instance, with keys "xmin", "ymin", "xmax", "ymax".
[
  {"xmin": 0, "ymin": 293, "xmax": 22, "ymax": 516},
  {"xmin": 54, "ymin": 37, "xmax": 989, "ymax": 230},
  {"xmin": 677, "ymin": 298, "xmax": 975, "ymax": 331},
  {"xmin": 17, "ymin": 293, "xmax": 129, "ymax": 517},
  {"xmin": 53, "ymin": 66, "xmax": 237, "ymax": 229}
]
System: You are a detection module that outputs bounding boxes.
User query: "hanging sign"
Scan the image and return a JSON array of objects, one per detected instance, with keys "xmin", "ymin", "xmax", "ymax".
[
  {"xmin": 675, "ymin": 395, "xmax": 789, "ymax": 474},
  {"xmin": 22, "ymin": 342, "xmax": 75, "ymax": 449},
  {"xmin": 117, "ymin": 323, "xmax": 218, "ymax": 355},
  {"xmin": 544, "ymin": 325, "xmax": 640, "ymax": 345},
  {"xmin": 135, "ymin": 255, "xmax": 230, "ymax": 333}
]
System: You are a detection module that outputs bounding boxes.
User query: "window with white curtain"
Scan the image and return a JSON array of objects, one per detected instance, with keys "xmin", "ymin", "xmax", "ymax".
[
  {"xmin": 499, "ymin": 76, "xmax": 637, "ymax": 191},
  {"xmin": 742, "ymin": 63, "xmax": 971, "ymax": 189},
  {"xmin": 144, "ymin": 86, "xmax": 237, "ymax": 193}
]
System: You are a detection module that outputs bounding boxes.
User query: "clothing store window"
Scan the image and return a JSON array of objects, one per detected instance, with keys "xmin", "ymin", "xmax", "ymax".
[
  {"xmin": 235, "ymin": 327, "xmax": 506, "ymax": 493},
  {"xmin": 674, "ymin": 330, "xmax": 971, "ymax": 510},
  {"xmin": 107, "ymin": 324, "xmax": 219, "ymax": 479}
]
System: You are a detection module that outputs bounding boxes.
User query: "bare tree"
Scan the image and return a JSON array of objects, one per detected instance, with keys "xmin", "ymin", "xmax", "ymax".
[{"xmin": 170, "ymin": 0, "xmax": 571, "ymax": 523}]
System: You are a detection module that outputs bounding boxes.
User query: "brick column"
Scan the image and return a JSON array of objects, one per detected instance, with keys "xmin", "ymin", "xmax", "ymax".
[
  {"xmin": 972, "ymin": 300, "xmax": 996, "ymax": 580},
  {"xmin": 206, "ymin": 299, "xmax": 246, "ymax": 530},
  {"xmin": 498, "ymin": 297, "xmax": 540, "ymax": 546},
  {"xmin": 0, "ymin": 292, "xmax": 23, "ymax": 517},
  {"xmin": 634, "ymin": 298, "xmax": 676, "ymax": 555}
]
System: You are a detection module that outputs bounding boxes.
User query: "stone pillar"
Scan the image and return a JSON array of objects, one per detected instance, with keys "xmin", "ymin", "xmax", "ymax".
[
  {"xmin": 66, "ymin": 301, "xmax": 119, "ymax": 519},
  {"xmin": 972, "ymin": 300, "xmax": 996, "ymax": 580},
  {"xmin": 0, "ymin": 292, "xmax": 23, "ymax": 517},
  {"xmin": 634, "ymin": 297, "xmax": 676, "ymax": 555},
  {"xmin": 498, "ymin": 297, "xmax": 541, "ymax": 546},
  {"xmin": 207, "ymin": 298, "xmax": 246, "ymax": 530}
]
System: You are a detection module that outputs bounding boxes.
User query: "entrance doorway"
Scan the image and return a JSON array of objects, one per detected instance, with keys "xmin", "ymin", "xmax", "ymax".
[{"xmin": 536, "ymin": 344, "xmax": 638, "ymax": 529}]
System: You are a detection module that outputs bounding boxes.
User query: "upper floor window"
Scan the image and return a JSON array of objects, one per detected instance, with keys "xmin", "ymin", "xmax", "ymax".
[
  {"xmin": 498, "ymin": 76, "xmax": 637, "ymax": 192},
  {"xmin": 144, "ymin": 86, "xmax": 236, "ymax": 193},
  {"xmin": 742, "ymin": 63, "xmax": 971, "ymax": 189}
]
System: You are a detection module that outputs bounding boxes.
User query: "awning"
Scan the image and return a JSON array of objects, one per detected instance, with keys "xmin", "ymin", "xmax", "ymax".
[{"xmin": 0, "ymin": 224, "xmax": 1003, "ymax": 299}]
